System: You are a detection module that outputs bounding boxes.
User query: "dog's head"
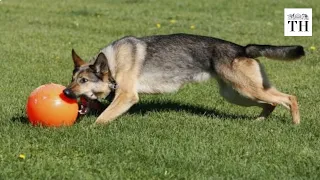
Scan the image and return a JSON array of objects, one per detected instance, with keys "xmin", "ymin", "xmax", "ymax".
[{"xmin": 63, "ymin": 49, "xmax": 114, "ymax": 100}]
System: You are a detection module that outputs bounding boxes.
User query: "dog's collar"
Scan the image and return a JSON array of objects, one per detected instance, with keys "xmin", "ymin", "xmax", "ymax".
[
  {"xmin": 108, "ymin": 82, "xmax": 117, "ymax": 90},
  {"xmin": 108, "ymin": 78, "xmax": 118, "ymax": 91}
]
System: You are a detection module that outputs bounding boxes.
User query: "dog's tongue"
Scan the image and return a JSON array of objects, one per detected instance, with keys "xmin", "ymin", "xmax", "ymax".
[{"xmin": 79, "ymin": 97, "xmax": 89, "ymax": 115}]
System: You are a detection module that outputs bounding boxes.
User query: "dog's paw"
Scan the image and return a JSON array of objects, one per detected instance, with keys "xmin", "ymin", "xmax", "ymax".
[
  {"xmin": 255, "ymin": 116, "xmax": 266, "ymax": 121},
  {"xmin": 94, "ymin": 118, "xmax": 110, "ymax": 125}
]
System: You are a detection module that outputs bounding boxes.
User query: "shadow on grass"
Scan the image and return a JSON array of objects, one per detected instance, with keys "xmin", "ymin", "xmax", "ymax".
[
  {"xmin": 10, "ymin": 115, "xmax": 29, "ymax": 124},
  {"xmin": 78, "ymin": 100, "xmax": 252, "ymax": 122},
  {"xmin": 10, "ymin": 113, "xmax": 88, "ymax": 125},
  {"xmin": 81, "ymin": 92, "xmax": 249, "ymax": 120},
  {"xmin": 11, "ymin": 100, "xmax": 254, "ymax": 125},
  {"xmin": 128, "ymin": 101, "xmax": 251, "ymax": 120}
]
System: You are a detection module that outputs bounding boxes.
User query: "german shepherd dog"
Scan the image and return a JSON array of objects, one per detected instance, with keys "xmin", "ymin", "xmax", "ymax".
[{"xmin": 63, "ymin": 33, "xmax": 305, "ymax": 125}]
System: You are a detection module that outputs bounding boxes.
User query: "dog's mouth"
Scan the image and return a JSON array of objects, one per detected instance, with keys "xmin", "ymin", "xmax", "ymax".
[
  {"xmin": 78, "ymin": 93, "xmax": 98, "ymax": 115},
  {"xmin": 78, "ymin": 96, "xmax": 106, "ymax": 115},
  {"xmin": 79, "ymin": 97, "xmax": 90, "ymax": 115},
  {"xmin": 63, "ymin": 89, "xmax": 98, "ymax": 115}
]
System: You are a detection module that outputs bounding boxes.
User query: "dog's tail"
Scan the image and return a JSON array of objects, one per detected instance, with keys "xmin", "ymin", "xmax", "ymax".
[{"xmin": 245, "ymin": 44, "xmax": 305, "ymax": 60}]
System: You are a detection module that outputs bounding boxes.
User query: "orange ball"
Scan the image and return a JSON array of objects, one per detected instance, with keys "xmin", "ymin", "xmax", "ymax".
[{"xmin": 26, "ymin": 83, "xmax": 79, "ymax": 127}]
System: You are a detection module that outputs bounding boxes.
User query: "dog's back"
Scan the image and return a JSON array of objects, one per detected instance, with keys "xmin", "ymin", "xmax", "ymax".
[{"xmin": 134, "ymin": 34, "xmax": 304, "ymax": 94}]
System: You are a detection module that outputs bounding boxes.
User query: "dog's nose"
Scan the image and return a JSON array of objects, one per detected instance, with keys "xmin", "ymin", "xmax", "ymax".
[{"xmin": 63, "ymin": 88, "xmax": 77, "ymax": 99}]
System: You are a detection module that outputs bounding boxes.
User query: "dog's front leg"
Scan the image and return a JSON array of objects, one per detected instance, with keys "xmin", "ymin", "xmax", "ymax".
[{"xmin": 95, "ymin": 91, "xmax": 139, "ymax": 125}]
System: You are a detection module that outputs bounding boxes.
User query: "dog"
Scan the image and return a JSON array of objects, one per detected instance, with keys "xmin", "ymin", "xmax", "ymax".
[{"xmin": 63, "ymin": 33, "xmax": 305, "ymax": 125}]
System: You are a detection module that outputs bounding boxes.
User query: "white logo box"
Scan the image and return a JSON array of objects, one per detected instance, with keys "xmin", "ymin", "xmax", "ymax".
[{"xmin": 284, "ymin": 8, "xmax": 312, "ymax": 36}]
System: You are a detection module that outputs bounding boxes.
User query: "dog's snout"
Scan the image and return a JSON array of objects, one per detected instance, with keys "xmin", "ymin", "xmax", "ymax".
[{"xmin": 63, "ymin": 88, "xmax": 77, "ymax": 99}]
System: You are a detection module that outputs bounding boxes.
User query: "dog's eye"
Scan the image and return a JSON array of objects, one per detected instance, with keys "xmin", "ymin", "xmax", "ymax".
[{"xmin": 79, "ymin": 78, "xmax": 88, "ymax": 83}]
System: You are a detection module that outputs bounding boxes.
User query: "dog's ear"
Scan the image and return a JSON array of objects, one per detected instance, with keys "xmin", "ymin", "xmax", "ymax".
[
  {"xmin": 72, "ymin": 49, "xmax": 86, "ymax": 68},
  {"xmin": 89, "ymin": 52, "xmax": 108, "ymax": 73}
]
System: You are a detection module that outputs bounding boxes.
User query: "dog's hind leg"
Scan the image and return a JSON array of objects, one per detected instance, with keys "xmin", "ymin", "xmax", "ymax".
[
  {"xmin": 265, "ymin": 87, "xmax": 300, "ymax": 123},
  {"xmin": 253, "ymin": 88, "xmax": 299, "ymax": 124},
  {"xmin": 217, "ymin": 58, "xmax": 300, "ymax": 124}
]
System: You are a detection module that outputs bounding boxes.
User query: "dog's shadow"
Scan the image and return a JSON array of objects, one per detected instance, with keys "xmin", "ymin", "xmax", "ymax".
[
  {"xmin": 83, "ymin": 100, "xmax": 251, "ymax": 121},
  {"xmin": 127, "ymin": 100, "xmax": 251, "ymax": 120},
  {"xmin": 10, "ymin": 101, "xmax": 252, "ymax": 125},
  {"xmin": 10, "ymin": 115, "xmax": 29, "ymax": 124}
]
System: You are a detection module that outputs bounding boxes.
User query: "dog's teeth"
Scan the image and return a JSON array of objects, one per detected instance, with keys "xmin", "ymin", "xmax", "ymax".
[{"xmin": 79, "ymin": 104, "xmax": 89, "ymax": 115}]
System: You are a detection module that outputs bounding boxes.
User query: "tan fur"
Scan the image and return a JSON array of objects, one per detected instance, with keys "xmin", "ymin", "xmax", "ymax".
[
  {"xmin": 217, "ymin": 58, "xmax": 300, "ymax": 124},
  {"xmin": 95, "ymin": 43, "xmax": 146, "ymax": 124}
]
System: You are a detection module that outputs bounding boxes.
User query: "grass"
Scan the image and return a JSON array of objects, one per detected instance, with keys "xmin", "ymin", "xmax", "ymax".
[{"xmin": 0, "ymin": 0, "xmax": 320, "ymax": 179}]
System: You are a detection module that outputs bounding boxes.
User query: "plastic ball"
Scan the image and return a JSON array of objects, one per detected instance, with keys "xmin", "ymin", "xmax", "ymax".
[{"xmin": 26, "ymin": 83, "xmax": 78, "ymax": 127}]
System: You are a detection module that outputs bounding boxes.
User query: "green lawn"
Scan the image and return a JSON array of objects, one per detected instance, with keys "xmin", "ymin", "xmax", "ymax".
[{"xmin": 1, "ymin": 0, "xmax": 320, "ymax": 179}]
